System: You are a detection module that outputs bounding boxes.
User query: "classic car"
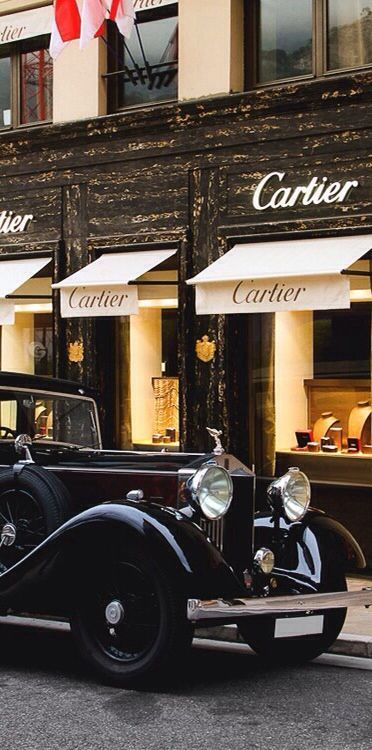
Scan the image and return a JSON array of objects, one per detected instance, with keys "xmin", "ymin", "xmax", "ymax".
[{"xmin": 0, "ymin": 370, "xmax": 370, "ymax": 686}]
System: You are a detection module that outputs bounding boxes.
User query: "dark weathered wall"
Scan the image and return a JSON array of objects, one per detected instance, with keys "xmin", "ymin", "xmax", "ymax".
[{"xmin": 0, "ymin": 71, "xmax": 370, "ymax": 461}]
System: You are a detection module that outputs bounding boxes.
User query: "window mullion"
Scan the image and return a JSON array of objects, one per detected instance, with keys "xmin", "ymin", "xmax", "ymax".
[
  {"xmin": 314, "ymin": 0, "xmax": 326, "ymax": 76},
  {"xmin": 11, "ymin": 48, "xmax": 20, "ymax": 128}
]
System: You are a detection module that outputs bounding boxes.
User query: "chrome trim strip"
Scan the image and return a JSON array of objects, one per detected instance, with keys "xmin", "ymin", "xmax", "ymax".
[
  {"xmin": 187, "ymin": 588, "xmax": 372, "ymax": 622},
  {"xmin": 35, "ymin": 465, "xmax": 179, "ymax": 477}
]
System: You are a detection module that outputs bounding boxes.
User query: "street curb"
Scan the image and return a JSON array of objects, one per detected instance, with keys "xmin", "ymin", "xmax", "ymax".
[
  {"xmin": 194, "ymin": 625, "xmax": 372, "ymax": 659},
  {"xmin": 1, "ymin": 615, "xmax": 371, "ymax": 660}
]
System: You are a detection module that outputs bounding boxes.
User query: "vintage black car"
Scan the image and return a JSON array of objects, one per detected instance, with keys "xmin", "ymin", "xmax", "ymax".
[{"xmin": 0, "ymin": 371, "xmax": 370, "ymax": 686}]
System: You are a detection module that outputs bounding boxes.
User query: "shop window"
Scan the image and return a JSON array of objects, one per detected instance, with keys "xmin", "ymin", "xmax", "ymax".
[
  {"xmin": 0, "ymin": 264, "xmax": 53, "ymax": 376},
  {"xmin": 246, "ymin": 0, "xmax": 372, "ymax": 87},
  {"xmin": 0, "ymin": 34, "xmax": 52, "ymax": 129},
  {"xmin": 274, "ymin": 253, "xmax": 371, "ymax": 485},
  {"xmin": 116, "ymin": 255, "xmax": 179, "ymax": 450},
  {"xmin": 107, "ymin": 3, "xmax": 178, "ymax": 111}
]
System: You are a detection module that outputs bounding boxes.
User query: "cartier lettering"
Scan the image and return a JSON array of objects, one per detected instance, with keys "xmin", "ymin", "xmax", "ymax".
[
  {"xmin": 134, "ymin": 0, "xmax": 177, "ymax": 8},
  {"xmin": 252, "ymin": 171, "xmax": 359, "ymax": 211},
  {"xmin": 0, "ymin": 211, "xmax": 33, "ymax": 234},
  {"xmin": 233, "ymin": 281, "xmax": 306, "ymax": 306},
  {"xmin": 68, "ymin": 287, "xmax": 129, "ymax": 310},
  {"xmin": 0, "ymin": 24, "xmax": 26, "ymax": 42}
]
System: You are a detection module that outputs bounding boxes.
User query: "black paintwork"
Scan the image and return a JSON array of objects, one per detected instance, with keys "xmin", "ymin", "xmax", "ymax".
[
  {"xmin": 0, "ymin": 373, "xmax": 362, "ymax": 625},
  {"xmin": 0, "ymin": 500, "xmax": 245, "ymax": 618}
]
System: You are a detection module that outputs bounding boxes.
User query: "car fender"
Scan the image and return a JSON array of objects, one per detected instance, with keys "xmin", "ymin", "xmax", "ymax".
[
  {"xmin": 0, "ymin": 500, "xmax": 243, "ymax": 617},
  {"xmin": 254, "ymin": 508, "xmax": 365, "ymax": 594}
]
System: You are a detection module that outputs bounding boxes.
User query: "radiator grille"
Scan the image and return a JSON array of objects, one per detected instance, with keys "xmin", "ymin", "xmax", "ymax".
[{"xmin": 200, "ymin": 517, "xmax": 225, "ymax": 553}]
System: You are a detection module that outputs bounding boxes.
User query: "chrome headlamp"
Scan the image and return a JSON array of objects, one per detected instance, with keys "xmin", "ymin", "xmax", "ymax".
[
  {"xmin": 267, "ymin": 467, "xmax": 311, "ymax": 523},
  {"xmin": 190, "ymin": 464, "xmax": 233, "ymax": 520}
]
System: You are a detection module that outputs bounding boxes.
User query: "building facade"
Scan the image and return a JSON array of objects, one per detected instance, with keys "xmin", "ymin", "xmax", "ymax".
[{"xmin": 0, "ymin": 1, "xmax": 370, "ymax": 560}]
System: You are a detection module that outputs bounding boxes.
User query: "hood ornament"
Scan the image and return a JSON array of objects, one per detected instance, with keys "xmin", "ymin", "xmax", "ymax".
[{"xmin": 206, "ymin": 427, "xmax": 225, "ymax": 455}]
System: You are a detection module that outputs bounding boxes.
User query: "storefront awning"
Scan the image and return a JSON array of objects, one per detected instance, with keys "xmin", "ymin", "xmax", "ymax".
[
  {"xmin": 0, "ymin": 256, "xmax": 51, "ymax": 325},
  {"xmin": 186, "ymin": 235, "xmax": 372, "ymax": 314},
  {"xmin": 53, "ymin": 249, "xmax": 177, "ymax": 317}
]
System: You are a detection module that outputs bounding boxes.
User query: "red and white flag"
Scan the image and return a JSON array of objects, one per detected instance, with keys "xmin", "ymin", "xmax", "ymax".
[
  {"xmin": 49, "ymin": 0, "xmax": 81, "ymax": 59},
  {"xmin": 80, "ymin": 0, "xmax": 135, "ymax": 48},
  {"xmin": 50, "ymin": 0, "xmax": 135, "ymax": 57},
  {"xmin": 112, "ymin": 0, "xmax": 136, "ymax": 39}
]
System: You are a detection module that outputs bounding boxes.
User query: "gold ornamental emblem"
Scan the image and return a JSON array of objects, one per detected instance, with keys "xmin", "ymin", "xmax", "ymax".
[
  {"xmin": 68, "ymin": 340, "xmax": 84, "ymax": 363},
  {"xmin": 195, "ymin": 335, "xmax": 216, "ymax": 363}
]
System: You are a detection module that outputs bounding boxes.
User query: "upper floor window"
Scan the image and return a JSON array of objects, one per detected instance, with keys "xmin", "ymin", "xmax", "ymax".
[
  {"xmin": 246, "ymin": 0, "xmax": 372, "ymax": 87},
  {"xmin": 0, "ymin": 34, "xmax": 52, "ymax": 129},
  {"xmin": 107, "ymin": 1, "xmax": 178, "ymax": 111}
]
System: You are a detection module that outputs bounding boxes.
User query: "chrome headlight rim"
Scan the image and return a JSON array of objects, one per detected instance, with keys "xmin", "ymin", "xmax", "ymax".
[
  {"xmin": 190, "ymin": 464, "xmax": 233, "ymax": 521},
  {"xmin": 268, "ymin": 467, "xmax": 311, "ymax": 523}
]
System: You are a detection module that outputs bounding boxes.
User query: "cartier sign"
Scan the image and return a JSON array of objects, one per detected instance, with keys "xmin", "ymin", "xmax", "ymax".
[
  {"xmin": 0, "ymin": 211, "xmax": 33, "ymax": 234},
  {"xmin": 252, "ymin": 171, "xmax": 359, "ymax": 211},
  {"xmin": 60, "ymin": 285, "xmax": 139, "ymax": 318},
  {"xmin": 134, "ymin": 0, "xmax": 177, "ymax": 9},
  {"xmin": 0, "ymin": 7, "xmax": 52, "ymax": 46}
]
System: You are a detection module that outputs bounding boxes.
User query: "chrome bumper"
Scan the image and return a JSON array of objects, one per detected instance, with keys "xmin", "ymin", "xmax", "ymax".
[{"xmin": 187, "ymin": 587, "xmax": 372, "ymax": 622}]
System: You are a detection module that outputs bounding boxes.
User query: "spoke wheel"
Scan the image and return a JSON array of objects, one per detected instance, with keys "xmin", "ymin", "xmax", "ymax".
[
  {"xmin": 0, "ymin": 465, "xmax": 72, "ymax": 571},
  {"xmin": 71, "ymin": 546, "xmax": 194, "ymax": 687},
  {"xmin": 0, "ymin": 488, "xmax": 47, "ymax": 567}
]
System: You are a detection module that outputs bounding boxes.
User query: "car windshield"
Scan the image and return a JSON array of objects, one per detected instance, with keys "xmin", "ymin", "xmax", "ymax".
[{"xmin": 0, "ymin": 388, "xmax": 101, "ymax": 449}]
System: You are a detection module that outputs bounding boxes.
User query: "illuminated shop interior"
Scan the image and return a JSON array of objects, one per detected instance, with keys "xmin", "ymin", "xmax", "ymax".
[
  {"xmin": 275, "ymin": 253, "xmax": 372, "ymax": 482},
  {"xmin": 116, "ymin": 259, "xmax": 179, "ymax": 450}
]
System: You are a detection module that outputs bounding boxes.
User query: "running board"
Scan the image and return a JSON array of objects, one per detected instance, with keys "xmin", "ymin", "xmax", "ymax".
[{"xmin": 187, "ymin": 587, "xmax": 372, "ymax": 622}]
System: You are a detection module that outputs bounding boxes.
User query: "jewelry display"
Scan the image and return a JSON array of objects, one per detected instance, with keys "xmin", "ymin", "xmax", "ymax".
[
  {"xmin": 307, "ymin": 442, "xmax": 320, "ymax": 452},
  {"xmin": 329, "ymin": 426, "xmax": 343, "ymax": 451},
  {"xmin": 313, "ymin": 412, "xmax": 340, "ymax": 444},
  {"xmin": 321, "ymin": 436, "xmax": 331, "ymax": 451},
  {"xmin": 348, "ymin": 401, "xmax": 371, "ymax": 445}
]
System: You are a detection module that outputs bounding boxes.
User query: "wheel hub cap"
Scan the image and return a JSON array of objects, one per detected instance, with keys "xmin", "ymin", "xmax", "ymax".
[
  {"xmin": 105, "ymin": 600, "xmax": 125, "ymax": 626},
  {"xmin": 1, "ymin": 523, "xmax": 16, "ymax": 547}
]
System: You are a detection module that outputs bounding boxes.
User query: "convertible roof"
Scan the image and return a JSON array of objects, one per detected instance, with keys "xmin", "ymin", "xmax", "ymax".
[{"xmin": 0, "ymin": 371, "xmax": 97, "ymax": 399}]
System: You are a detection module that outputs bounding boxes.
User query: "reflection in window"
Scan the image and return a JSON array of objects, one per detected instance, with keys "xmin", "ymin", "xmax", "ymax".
[
  {"xmin": 258, "ymin": 0, "xmax": 312, "ymax": 83},
  {"xmin": 0, "ymin": 56, "xmax": 11, "ymax": 128},
  {"xmin": 327, "ymin": 1, "xmax": 372, "ymax": 70},
  {"xmin": 20, "ymin": 47, "xmax": 53, "ymax": 124},
  {"xmin": 110, "ymin": 11, "xmax": 178, "ymax": 109}
]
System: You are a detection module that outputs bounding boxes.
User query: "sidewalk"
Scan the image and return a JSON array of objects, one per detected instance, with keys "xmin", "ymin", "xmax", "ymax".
[
  {"xmin": 331, "ymin": 575, "xmax": 372, "ymax": 658},
  {"xmin": 195, "ymin": 575, "xmax": 372, "ymax": 659}
]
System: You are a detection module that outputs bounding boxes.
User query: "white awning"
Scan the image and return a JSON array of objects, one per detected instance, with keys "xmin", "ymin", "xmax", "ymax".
[
  {"xmin": 53, "ymin": 249, "xmax": 177, "ymax": 317},
  {"xmin": 0, "ymin": 256, "xmax": 51, "ymax": 325},
  {"xmin": 186, "ymin": 235, "xmax": 372, "ymax": 314},
  {"xmin": 0, "ymin": 7, "xmax": 53, "ymax": 46}
]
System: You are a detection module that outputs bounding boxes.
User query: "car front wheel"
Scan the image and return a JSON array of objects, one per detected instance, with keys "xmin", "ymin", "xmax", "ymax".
[
  {"xmin": 70, "ymin": 545, "xmax": 194, "ymax": 687},
  {"xmin": 238, "ymin": 562, "xmax": 347, "ymax": 665}
]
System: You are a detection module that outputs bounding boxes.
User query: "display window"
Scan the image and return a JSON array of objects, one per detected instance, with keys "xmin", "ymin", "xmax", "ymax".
[
  {"xmin": 115, "ymin": 256, "xmax": 179, "ymax": 450},
  {"xmin": 0, "ymin": 261, "xmax": 53, "ymax": 377},
  {"xmin": 274, "ymin": 252, "xmax": 371, "ymax": 484}
]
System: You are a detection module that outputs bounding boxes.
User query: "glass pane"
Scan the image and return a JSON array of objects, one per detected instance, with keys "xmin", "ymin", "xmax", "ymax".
[
  {"xmin": 0, "ymin": 390, "xmax": 99, "ymax": 447},
  {"xmin": 275, "ymin": 290, "xmax": 371, "ymax": 483},
  {"xmin": 120, "ymin": 16, "xmax": 178, "ymax": 107},
  {"xmin": 327, "ymin": 1, "xmax": 372, "ymax": 70},
  {"xmin": 258, "ymin": 0, "xmax": 312, "ymax": 83},
  {"xmin": 20, "ymin": 47, "xmax": 53, "ymax": 124},
  {"xmin": 0, "ymin": 56, "xmax": 11, "ymax": 128},
  {"xmin": 116, "ymin": 263, "xmax": 179, "ymax": 450}
]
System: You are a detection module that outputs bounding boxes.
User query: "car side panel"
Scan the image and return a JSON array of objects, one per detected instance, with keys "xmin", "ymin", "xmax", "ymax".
[{"xmin": 0, "ymin": 501, "xmax": 244, "ymax": 617}]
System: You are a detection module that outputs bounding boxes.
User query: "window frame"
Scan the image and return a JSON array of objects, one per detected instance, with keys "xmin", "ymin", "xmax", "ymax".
[
  {"xmin": 245, "ymin": 0, "xmax": 372, "ymax": 90},
  {"xmin": 0, "ymin": 33, "xmax": 52, "ymax": 130},
  {"xmin": 106, "ymin": 3, "xmax": 178, "ymax": 114}
]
